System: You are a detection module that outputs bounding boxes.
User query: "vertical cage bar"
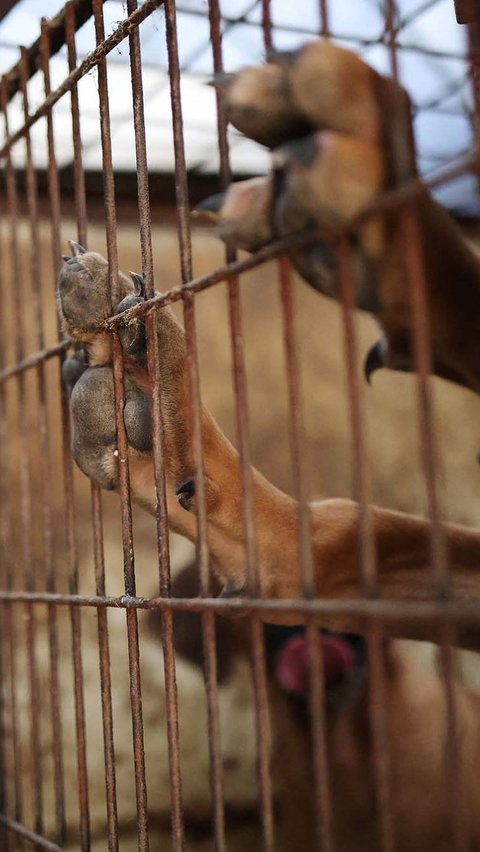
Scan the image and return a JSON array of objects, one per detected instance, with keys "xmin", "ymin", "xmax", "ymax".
[
  {"xmin": 402, "ymin": 213, "xmax": 466, "ymax": 852},
  {"xmin": 22, "ymin": 36, "xmax": 90, "ymax": 850},
  {"xmin": 0, "ymin": 82, "xmax": 24, "ymax": 842},
  {"xmin": 385, "ymin": 2, "xmax": 465, "ymax": 845},
  {"xmin": 2, "ymin": 74, "xmax": 43, "ymax": 840},
  {"xmin": 91, "ymin": 3, "xmax": 150, "ymax": 849},
  {"xmin": 319, "ymin": 0, "xmax": 330, "ymax": 37},
  {"xmin": 126, "ymin": 1, "xmax": 186, "ymax": 847},
  {"xmin": 207, "ymin": 3, "xmax": 275, "ymax": 848},
  {"xmin": 226, "ymin": 275, "xmax": 275, "ymax": 851},
  {"xmin": 91, "ymin": 489, "xmax": 119, "ymax": 852},
  {"xmin": 0, "ymin": 189, "xmax": 11, "ymax": 851},
  {"xmin": 337, "ymin": 238, "xmax": 395, "ymax": 852},
  {"xmin": 65, "ymin": 7, "xmax": 120, "ymax": 844},
  {"xmin": 163, "ymin": 0, "xmax": 229, "ymax": 849},
  {"xmin": 146, "ymin": 318, "xmax": 187, "ymax": 851},
  {"xmin": 40, "ymin": 43, "xmax": 69, "ymax": 848},
  {"xmin": 65, "ymin": 0, "xmax": 88, "ymax": 248},
  {"xmin": 261, "ymin": 0, "xmax": 273, "ymax": 53},
  {"xmin": 278, "ymin": 256, "xmax": 334, "ymax": 852}
]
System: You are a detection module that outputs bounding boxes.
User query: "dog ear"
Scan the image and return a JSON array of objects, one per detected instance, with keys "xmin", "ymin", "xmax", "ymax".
[{"xmin": 147, "ymin": 561, "xmax": 237, "ymax": 684}]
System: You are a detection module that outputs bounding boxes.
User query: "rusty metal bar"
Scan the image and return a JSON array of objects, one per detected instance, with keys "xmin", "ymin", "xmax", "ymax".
[
  {"xmin": 3, "ymin": 588, "xmax": 480, "ymax": 624},
  {"xmin": 336, "ymin": 239, "xmax": 395, "ymax": 852},
  {"xmin": 0, "ymin": 340, "xmax": 69, "ymax": 383},
  {"xmin": 0, "ymin": 816, "xmax": 64, "ymax": 852},
  {"xmin": 278, "ymin": 259, "xmax": 315, "ymax": 600},
  {"xmin": 278, "ymin": 256, "xmax": 334, "ymax": 852},
  {"xmin": 91, "ymin": 489, "xmax": 119, "ymax": 851},
  {"xmin": 146, "ymin": 318, "xmax": 187, "ymax": 851},
  {"xmin": 21, "ymin": 31, "xmax": 90, "ymax": 850},
  {"xmin": 92, "ymin": 2, "xmax": 150, "ymax": 848},
  {"xmin": 208, "ymin": 2, "xmax": 275, "ymax": 847},
  {"xmin": 385, "ymin": 4, "xmax": 465, "ymax": 849},
  {"xmin": 226, "ymin": 264, "xmax": 276, "ymax": 849},
  {"xmin": 2, "ymin": 75, "xmax": 43, "ymax": 841},
  {"xmin": 64, "ymin": 7, "xmax": 120, "ymax": 849},
  {"xmin": 0, "ymin": 626, "xmax": 7, "ymax": 851},
  {"xmin": 164, "ymin": 1, "xmax": 227, "ymax": 847},
  {"xmin": 403, "ymin": 208, "xmax": 467, "ymax": 852},
  {"xmin": 0, "ymin": 179, "xmax": 13, "ymax": 852},
  {"xmin": 261, "ymin": 0, "xmax": 273, "ymax": 52},
  {"xmin": 126, "ymin": 1, "xmax": 186, "ymax": 847},
  {"xmin": 65, "ymin": 0, "xmax": 88, "ymax": 249},
  {"xmin": 319, "ymin": 0, "xmax": 330, "ymax": 36},
  {"xmin": 24, "ymin": 34, "xmax": 68, "ymax": 847}
]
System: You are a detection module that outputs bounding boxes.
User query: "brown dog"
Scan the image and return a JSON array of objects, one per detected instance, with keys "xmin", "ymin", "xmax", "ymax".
[
  {"xmin": 166, "ymin": 564, "xmax": 480, "ymax": 851},
  {"xmin": 56, "ymin": 41, "xmax": 480, "ymax": 650}
]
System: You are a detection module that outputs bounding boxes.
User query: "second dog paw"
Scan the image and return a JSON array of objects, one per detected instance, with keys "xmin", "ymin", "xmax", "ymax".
[{"xmin": 69, "ymin": 365, "xmax": 152, "ymax": 490}]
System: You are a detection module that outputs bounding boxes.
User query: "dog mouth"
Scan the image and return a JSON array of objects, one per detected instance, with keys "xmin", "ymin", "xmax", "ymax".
[{"xmin": 273, "ymin": 630, "xmax": 362, "ymax": 699}]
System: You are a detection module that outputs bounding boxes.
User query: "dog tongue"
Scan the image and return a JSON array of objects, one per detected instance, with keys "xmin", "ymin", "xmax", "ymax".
[{"xmin": 274, "ymin": 633, "xmax": 355, "ymax": 698}]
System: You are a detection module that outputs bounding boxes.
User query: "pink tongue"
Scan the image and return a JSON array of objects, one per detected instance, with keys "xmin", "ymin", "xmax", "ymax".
[{"xmin": 274, "ymin": 634, "xmax": 355, "ymax": 698}]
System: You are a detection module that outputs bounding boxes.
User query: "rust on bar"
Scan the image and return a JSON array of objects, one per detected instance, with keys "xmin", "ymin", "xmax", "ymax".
[
  {"xmin": 3, "ymin": 68, "xmax": 43, "ymax": 840},
  {"xmin": 207, "ymin": 2, "xmax": 276, "ymax": 846},
  {"xmin": 126, "ymin": 0, "xmax": 186, "ymax": 845},
  {"xmin": 35, "ymin": 27, "xmax": 69, "ymax": 844},
  {"xmin": 164, "ymin": 1, "xmax": 227, "ymax": 847},
  {"xmin": 319, "ymin": 0, "xmax": 330, "ymax": 36},
  {"xmin": 3, "ymin": 588, "xmax": 480, "ymax": 626},
  {"xmin": 261, "ymin": 0, "xmax": 273, "ymax": 52},
  {"xmin": 386, "ymin": 5, "xmax": 465, "ymax": 846},
  {"xmin": 91, "ymin": 487, "xmax": 120, "ymax": 851},
  {"xmin": 92, "ymin": 1, "xmax": 150, "ymax": 846},
  {"xmin": 278, "ymin": 256, "xmax": 334, "ymax": 852},
  {"xmin": 403, "ymin": 207, "xmax": 466, "ymax": 852},
  {"xmin": 336, "ymin": 238, "xmax": 395, "ymax": 852},
  {"xmin": 65, "ymin": 0, "xmax": 88, "ymax": 249}
]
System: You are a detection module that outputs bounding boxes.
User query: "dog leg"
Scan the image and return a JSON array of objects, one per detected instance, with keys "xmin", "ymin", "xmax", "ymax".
[{"xmin": 58, "ymin": 250, "xmax": 480, "ymax": 648}]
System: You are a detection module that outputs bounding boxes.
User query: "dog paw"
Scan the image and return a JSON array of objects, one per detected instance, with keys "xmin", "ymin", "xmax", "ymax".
[
  {"xmin": 69, "ymin": 365, "xmax": 152, "ymax": 490},
  {"xmin": 57, "ymin": 241, "xmax": 134, "ymax": 340},
  {"xmin": 196, "ymin": 41, "xmax": 416, "ymax": 313}
]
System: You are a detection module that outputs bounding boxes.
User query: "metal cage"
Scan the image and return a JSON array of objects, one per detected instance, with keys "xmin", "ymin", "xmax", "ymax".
[{"xmin": 0, "ymin": 0, "xmax": 479, "ymax": 850}]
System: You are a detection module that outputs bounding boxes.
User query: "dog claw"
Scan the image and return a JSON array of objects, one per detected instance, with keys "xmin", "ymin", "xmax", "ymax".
[
  {"xmin": 68, "ymin": 240, "xmax": 87, "ymax": 257},
  {"xmin": 61, "ymin": 254, "xmax": 70, "ymax": 262},
  {"xmin": 129, "ymin": 272, "xmax": 146, "ymax": 299},
  {"xmin": 364, "ymin": 340, "xmax": 385, "ymax": 384}
]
